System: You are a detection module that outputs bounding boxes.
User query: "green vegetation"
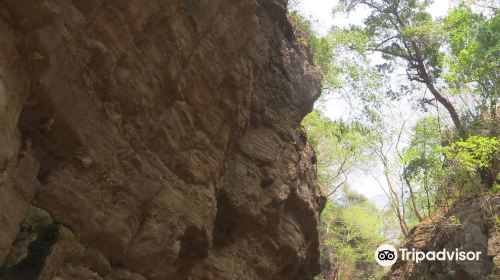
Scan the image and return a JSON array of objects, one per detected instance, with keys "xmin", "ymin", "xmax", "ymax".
[
  {"xmin": 292, "ymin": 0, "xmax": 499, "ymax": 279},
  {"xmin": 318, "ymin": 190, "xmax": 391, "ymax": 280},
  {"xmin": 303, "ymin": 110, "xmax": 373, "ymax": 195},
  {"xmin": 289, "ymin": 11, "xmax": 334, "ymax": 75},
  {"xmin": 441, "ymin": 136, "xmax": 499, "ymax": 172},
  {"xmin": 303, "ymin": 110, "xmax": 392, "ymax": 279}
]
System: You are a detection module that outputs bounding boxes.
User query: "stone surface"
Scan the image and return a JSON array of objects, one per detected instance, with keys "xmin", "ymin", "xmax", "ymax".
[
  {"xmin": 0, "ymin": 0, "xmax": 324, "ymax": 279},
  {"xmin": 385, "ymin": 195, "xmax": 500, "ymax": 280}
]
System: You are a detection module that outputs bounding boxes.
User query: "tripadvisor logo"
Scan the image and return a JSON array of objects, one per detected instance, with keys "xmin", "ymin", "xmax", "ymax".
[
  {"xmin": 375, "ymin": 244, "xmax": 483, "ymax": 267},
  {"xmin": 375, "ymin": 244, "xmax": 398, "ymax": 267}
]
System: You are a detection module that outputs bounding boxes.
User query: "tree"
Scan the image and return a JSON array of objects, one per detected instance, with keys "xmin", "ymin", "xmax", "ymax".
[
  {"xmin": 319, "ymin": 187, "xmax": 388, "ymax": 280},
  {"xmin": 372, "ymin": 129, "xmax": 410, "ymax": 236},
  {"xmin": 401, "ymin": 116, "xmax": 445, "ymax": 216},
  {"xmin": 337, "ymin": 0, "xmax": 466, "ymax": 136},
  {"xmin": 333, "ymin": 0, "xmax": 499, "ymax": 192},
  {"xmin": 297, "ymin": 1, "xmax": 499, "ymax": 278},
  {"xmin": 303, "ymin": 110, "xmax": 373, "ymax": 196},
  {"xmin": 444, "ymin": 5, "xmax": 500, "ymax": 132},
  {"xmin": 441, "ymin": 135, "xmax": 500, "ymax": 188}
]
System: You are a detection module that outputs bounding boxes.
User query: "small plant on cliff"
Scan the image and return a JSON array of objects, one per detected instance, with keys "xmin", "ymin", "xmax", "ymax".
[
  {"xmin": 289, "ymin": 9, "xmax": 334, "ymax": 76},
  {"xmin": 445, "ymin": 215, "xmax": 462, "ymax": 227}
]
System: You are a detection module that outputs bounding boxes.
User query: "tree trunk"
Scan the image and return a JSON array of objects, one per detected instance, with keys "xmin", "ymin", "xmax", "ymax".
[
  {"xmin": 404, "ymin": 176, "xmax": 424, "ymax": 221},
  {"xmin": 412, "ymin": 45, "xmax": 466, "ymax": 138},
  {"xmin": 385, "ymin": 170, "xmax": 409, "ymax": 237}
]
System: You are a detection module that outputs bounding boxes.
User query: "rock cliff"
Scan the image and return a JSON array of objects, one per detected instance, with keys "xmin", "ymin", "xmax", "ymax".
[
  {"xmin": 0, "ymin": 0, "xmax": 324, "ymax": 279},
  {"xmin": 385, "ymin": 195, "xmax": 500, "ymax": 280}
]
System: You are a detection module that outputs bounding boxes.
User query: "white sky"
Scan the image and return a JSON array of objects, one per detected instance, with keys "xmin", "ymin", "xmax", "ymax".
[
  {"xmin": 295, "ymin": 0, "xmax": 452, "ymax": 203},
  {"xmin": 296, "ymin": 0, "xmax": 451, "ymax": 35}
]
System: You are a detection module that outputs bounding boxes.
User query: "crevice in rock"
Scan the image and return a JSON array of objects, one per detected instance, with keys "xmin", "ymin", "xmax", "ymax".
[
  {"xmin": 0, "ymin": 223, "xmax": 59, "ymax": 280},
  {"xmin": 260, "ymin": 177, "xmax": 274, "ymax": 188},
  {"xmin": 172, "ymin": 226, "xmax": 209, "ymax": 279},
  {"xmin": 178, "ymin": 227, "xmax": 209, "ymax": 261},
  {"xmin": 212, "ymin": 191, "xmax": 237, "ymax": 250}
]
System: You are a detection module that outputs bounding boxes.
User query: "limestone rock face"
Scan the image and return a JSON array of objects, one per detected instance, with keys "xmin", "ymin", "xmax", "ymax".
[
  {"xmin": 385, "ymin": 196, "xmax": 500, "ymax": 280},
  {"xmin": 0, "ymin": 0, "xmax": 324, "ymax": 279}
]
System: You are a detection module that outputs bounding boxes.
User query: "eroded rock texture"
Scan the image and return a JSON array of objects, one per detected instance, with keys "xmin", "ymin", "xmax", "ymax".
[
  {"xmin": 0, "ymin": 0, "xmax": 324, "ymax": 279},
  {"xmin": 385, "ymin": 195, "xmax": 500, "ymax": 280}
]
